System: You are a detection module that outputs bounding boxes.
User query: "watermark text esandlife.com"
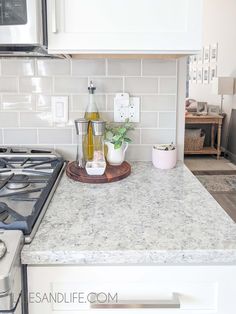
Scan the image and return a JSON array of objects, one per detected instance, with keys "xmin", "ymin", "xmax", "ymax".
[{"xmin": 29, "ymin": 292, "xmax": 118, "ymax": 304}]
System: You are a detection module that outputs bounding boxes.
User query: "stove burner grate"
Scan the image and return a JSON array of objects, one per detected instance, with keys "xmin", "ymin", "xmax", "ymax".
[
  {"xmin": 0, "ymin": 206, "xmax": 9, "ymax": 222},
  {"xmin": 6, "ymin": 174, "xmax": 30, "ymax": 190},
  {"xmin": 0, "ymin": 239, "xmax": 7, "ymax": 259}
]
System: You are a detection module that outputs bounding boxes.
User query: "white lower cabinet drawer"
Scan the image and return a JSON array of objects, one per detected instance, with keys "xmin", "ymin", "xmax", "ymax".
[{"xmin": 27, "ymin": 265, "xmax": 236, "ymax": 314}]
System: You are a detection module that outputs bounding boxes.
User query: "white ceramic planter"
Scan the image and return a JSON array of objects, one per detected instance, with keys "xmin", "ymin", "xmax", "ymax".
[
  {"xmin": 105, "ymin": 141, "xmax": 128, "ymax": 166},
  {"xmin": 152, "ymin": 145, "xmax": 177, "ymax": 169}
]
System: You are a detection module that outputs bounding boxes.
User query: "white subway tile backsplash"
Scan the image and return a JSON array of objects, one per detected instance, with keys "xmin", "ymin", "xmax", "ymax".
[
  {"xmin": 142, "ymin": 59, "xmax": 176, "ymax": 76},
  {"xmin": 38, "ymin": 129, "xmax": 72, "ymax": 144},
  {"xmin": 0, "ymin": 57, "xmax": 178, "ymax": 161},
  {"xmin": 139, "ymin": 112, "xmax": 158, "ymax": 128},
  {"xmin": 54, "ymin": 77, "xmax": 88, "ymax": 93},
  {"xmin": 126, "ymin": 145, "xmax": 152, "ymax": 161},
  {"xmin": 128, "ymin": 129, "xmax": 141, "ymax": 144},
  {"xmin": 69, "ymin": 112, "xmax": 84, "ymax": 129},
  {"xmin": 107, "ymin": 59, "xmax": 141, "ymax": 76},
  {"xmin": 90, "ymin": 78, "xmax": 123, "ymax": 93},
  {"xmin": 142, "ymin": 95, "xmax": 176, "ymax": 111},
  {"xmin": 72, "ymin": 95, "xmax": 106, "ymax": 112},
  {"xmin": 0, "ymin": 130, "xmax": 2, "ymax": 144},
  {"xmin": 125, "ymin": 77, "xmax": 158, "ymax": 94},
  {"xmin": 72, "ymin": 59, "xmax": 106, "ymax": 76},
  {"xmin": 20, "ymin": 112, "xmax": 53, "ymax": 127},
  {"xmin": 55, "ymin": 145, "xmax": 77, "ymax": 161},
  {"xmin": 37, "ymin": 59, "xmax": 70, "ymax": 76},
  {"xmin": 106, "ymin": 94, "xmax": 116, "ymax": 111},
  {"xmin": 159, "ymin": 112, "xmax": 176, "ymax": 129},
  {"xmin": 4, "ymin": 129, "xmax": 37, "ymax": 145},
  {"xmin": 1, "ymin": 59, "xmax": 35, "ymax": 76},
  {"xmin": 0, "ymin": 112, "xmax": 19, "ymax": 127},
  {"xmin": 141, "ymin": 129, "xmax": 175, "ymax": 144},
  {"xmin": 19, "ymin": 77, "xmax": 52, "ymax": 93},
  {"xmin": 2, "ymin": 95, "xmax": 36, "ymax": 111},
  {"xmin": 0, "ymin": 78, "xmax": 18, "ymax": 93},
  {"xmin": 159, "ymin": 78, "xmax": 177, "ymax": 94},
  {"xmin": 36, "ymin": 95, "xmax": 52, "ymax": 111},
  {"xmin": 99, "ymin": 112, "xmax": 114, "ymax": 122}
]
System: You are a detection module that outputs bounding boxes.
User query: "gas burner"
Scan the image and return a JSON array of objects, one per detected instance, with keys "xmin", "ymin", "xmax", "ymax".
[
  {"xmin": 0, "ymin": 239, "xmax": 7, "ymax": 259},
  {"xmin": 6, "ymin": 175, "xmax": 30, "ymax": 190}
]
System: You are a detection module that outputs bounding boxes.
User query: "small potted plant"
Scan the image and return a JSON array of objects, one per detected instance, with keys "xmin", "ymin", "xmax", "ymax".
[{"xmin": 105, "ymin": 119, "xmax": 134, "ymax": 166}]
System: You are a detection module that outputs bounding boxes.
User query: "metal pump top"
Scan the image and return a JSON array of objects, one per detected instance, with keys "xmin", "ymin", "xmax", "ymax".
[{"xmin": 88, "ymin": 81, "xmax": 96, "ymax": 94}]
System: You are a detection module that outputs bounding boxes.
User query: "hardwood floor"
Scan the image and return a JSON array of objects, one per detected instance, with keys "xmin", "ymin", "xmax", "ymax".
[
  {"xmin": 192, "ymin": 170, "xmax": 236, "ymax": 175},
  {"xmin": 211, "ymin": 192, "xmax": 236, "ymax": 222},
  {"xmin": 185, "ymin": 157, "xmax": 236, "ymax": 223}
]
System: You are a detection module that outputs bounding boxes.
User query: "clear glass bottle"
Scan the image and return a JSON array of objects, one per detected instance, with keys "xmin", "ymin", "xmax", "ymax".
[
  {"xmin": 85, "ymin": 120, "xmax": 106, "ymax": 176},
  {"xmin": 91, "ymin": 120, "xmax": 106, "ymax": 163},
  {"xmin": 84, "ymin": 81, "xmax": 100, "ymax": 161},
  {"xmin": 74, "ymin": 119, "xmax": 89, "ymax": 168}
]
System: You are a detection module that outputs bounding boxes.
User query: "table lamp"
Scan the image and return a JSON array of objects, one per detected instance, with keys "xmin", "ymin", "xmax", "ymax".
[{"xmin": 212, "ymin": 77, "xmax": 235, "ymax": 114}]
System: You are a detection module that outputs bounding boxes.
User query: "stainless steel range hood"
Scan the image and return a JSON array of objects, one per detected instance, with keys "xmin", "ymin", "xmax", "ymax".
[{"xmin": 0, "ymin": 0, "xmax": 49, "ymax": 57}]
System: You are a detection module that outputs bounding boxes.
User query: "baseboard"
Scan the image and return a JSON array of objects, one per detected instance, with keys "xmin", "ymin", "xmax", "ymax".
[{"xmin": 224, "ymin": 150, "xmax": 236, "ymax": 164}]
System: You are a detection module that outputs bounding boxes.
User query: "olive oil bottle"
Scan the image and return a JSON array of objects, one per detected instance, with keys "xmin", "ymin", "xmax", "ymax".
[{"xmin": 84, "ymin": 81, "xmax": 100, "ymax": 161}]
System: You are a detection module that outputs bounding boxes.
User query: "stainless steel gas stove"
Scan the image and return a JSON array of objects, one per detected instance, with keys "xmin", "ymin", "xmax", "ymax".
[
  {"xmin": 0, "ymin": 147, "xmax": 66, "ymax": 243},
  {"xmin": 0, "ymin": 147, "xmax": 66, "ymax": 314},
  {"xmin": 0, "ymin": 230, "xmax": 23, "ymax": 314}
]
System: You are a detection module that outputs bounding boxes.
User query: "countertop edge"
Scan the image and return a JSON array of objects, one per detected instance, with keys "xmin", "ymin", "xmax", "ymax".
[{"xmin": 21, "ymin": 249, "xmax": 236, "ymax": 265}]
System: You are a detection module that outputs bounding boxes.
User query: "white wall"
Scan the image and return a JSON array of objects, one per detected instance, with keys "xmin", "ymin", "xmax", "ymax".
[{"xmin": 189, "ymin": 0, "xmax": 236, "ymax": 148}]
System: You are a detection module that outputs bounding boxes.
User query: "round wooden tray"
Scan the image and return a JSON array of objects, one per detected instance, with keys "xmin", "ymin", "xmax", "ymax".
[{"xmin": 66, "ymin": 161, "xmax": 131, "ymax": 184}]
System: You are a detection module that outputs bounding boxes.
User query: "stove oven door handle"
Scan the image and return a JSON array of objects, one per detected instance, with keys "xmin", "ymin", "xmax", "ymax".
[{"xmin": 90, "ymin": 293, "xmax": 181, "ymax": 309}]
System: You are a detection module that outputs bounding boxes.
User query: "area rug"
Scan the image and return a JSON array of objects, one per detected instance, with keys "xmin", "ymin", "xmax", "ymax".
[
  {"xmin": 193, "ymin": 171, "xmax": 236, "ymax": 222},
  {"xmin": 196, "ymin": 174, "xmax": 236, "ymax": 192}
]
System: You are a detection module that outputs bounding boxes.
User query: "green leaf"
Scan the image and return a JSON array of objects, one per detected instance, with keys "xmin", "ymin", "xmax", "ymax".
[
  {"xmin": 114, "ymin": 141, "xmax": 122, "ymax": 149},
  {"xmin": 113, "ymin": 134, "xmax": 122, "ymax": 142},
  {"xmin": 118, "ymin": 127, "xmax": 126, "ymax": 135},
  {"xmin": 124, "ymin": 137, "xmax": 132, "ymax": 143},
  {"xmin": 105, "ymin": 119, "xmax": 134, "ymax": 146}
]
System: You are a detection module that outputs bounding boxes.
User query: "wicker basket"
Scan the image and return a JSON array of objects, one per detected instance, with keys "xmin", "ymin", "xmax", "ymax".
[{"xmin": 185, "ymin": 129, "xmax": 205, "ymax": 151}]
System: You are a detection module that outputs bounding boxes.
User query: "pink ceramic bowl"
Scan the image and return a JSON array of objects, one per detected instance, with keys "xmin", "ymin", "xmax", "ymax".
[{"xmin": 152, "ymin": 146, "xmax": 177, "ymax": 170}]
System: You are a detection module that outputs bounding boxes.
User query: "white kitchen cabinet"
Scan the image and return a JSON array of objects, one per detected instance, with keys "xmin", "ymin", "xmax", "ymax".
[
  {"xmin": 47, "ymin": 0, "xmax": 202, "ymax": 54},
  {"xmin": 27, "ymin": 265, "xmax": 236, "ymax": 314}
]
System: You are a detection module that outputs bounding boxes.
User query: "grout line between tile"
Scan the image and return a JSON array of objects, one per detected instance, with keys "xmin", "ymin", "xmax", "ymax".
[
  {"xmin": 17, "ymin": 112, "xmax": 21, "ymax": 127},
  {"xmin": 69, "ymin": 59, "xmax": 72, "ymax": 76},
  {"xmin": 36, "ymin": 128, "xmax": 39, "ymax": 144},
  {"xmin": 105, "ymin": 59, "xmax": 108, "ymax": 76},
  {"xmin": 157, "ymin": 112, "xmax": 159, "ymax": 128}
]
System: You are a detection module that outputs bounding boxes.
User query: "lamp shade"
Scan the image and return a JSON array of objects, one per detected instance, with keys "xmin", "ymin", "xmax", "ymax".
[{"xmin": 212, "ymin": 77, "xmax": 234, "ymax": 95}]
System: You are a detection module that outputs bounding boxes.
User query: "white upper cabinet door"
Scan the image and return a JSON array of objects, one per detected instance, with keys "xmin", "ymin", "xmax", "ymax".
[{"xmin": 47, "ymin": 0, "xmax": 203, "ymax": 54}]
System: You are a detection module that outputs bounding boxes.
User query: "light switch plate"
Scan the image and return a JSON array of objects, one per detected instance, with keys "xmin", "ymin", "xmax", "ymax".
[{"xmin": 52, "ymin": 96, "xmax": 69, "ymax": 123}]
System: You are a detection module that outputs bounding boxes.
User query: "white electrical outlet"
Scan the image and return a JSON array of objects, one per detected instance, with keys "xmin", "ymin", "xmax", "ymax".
[
  {"xmin": 52, "ymin": 96, "xmax": 69, "ymax": 123},
  {"xmin": 129, "ymin": 97, "xmax": 140, "ymax": 122},
  {"xmin": 114, "ymin": 94, "xmax": 140, "ymax": 122},
  {"xmin": 114, "ymin": 93, "xmax": 130, "ymax": 122}
]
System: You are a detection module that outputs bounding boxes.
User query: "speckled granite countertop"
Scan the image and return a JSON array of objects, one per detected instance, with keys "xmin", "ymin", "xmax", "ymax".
[{"xmin": 21, "ymin": 162, "xmax": 236, "ymax": 265}]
